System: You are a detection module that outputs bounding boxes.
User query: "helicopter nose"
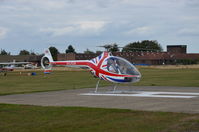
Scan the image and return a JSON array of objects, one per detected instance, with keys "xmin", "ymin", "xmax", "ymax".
[
  {"xmin": 133, "ymin": 73, "xmax": 142, "ymax": 83},
  {"xmin": 124, "ymin": 74, "xmax": 141, "ymax": 83},
  {"xmin": 136, "ymin": 75, "xmax": 141, "ymax": 82},
  {"xmin": 136, "ymin": 72, "xmax": 142, "ymax": 81}
]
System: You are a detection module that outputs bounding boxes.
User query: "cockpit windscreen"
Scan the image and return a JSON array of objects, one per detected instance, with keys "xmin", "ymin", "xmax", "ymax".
[{"xmin": 105, "ymin": 57, "xmax": 140, "ymax": 75}]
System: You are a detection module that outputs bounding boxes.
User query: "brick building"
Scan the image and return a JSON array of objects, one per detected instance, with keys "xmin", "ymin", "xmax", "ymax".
[
  {"xmin": 57, "ymin": 45, "xmax": 199, "ymax": 65},
  {"xmin": 0, "ymin": 55, "xmax": 42, "ymax": 65},
  {"xmin": 167, "ymin": 45, "xmax": 187, "ymax": 53},
  {"xmin": 0, "ymin": 45, "xmax": 198, "ymax": 65}
]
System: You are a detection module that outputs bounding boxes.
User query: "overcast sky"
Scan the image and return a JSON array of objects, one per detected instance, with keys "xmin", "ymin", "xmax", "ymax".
[{"xmin": 0, "ymin": 0, "xmax": 199, "ymax": 54}]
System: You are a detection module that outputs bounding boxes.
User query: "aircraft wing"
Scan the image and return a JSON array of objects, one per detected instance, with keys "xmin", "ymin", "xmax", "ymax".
[{"xmin": 0, "ymin": 62, "xmax": 30, "ymax": 65}]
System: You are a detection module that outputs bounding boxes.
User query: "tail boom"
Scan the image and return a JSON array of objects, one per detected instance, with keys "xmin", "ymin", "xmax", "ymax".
[{"xmin": 50, "ymin": 60, "xmax": 88, "ymax": 66}]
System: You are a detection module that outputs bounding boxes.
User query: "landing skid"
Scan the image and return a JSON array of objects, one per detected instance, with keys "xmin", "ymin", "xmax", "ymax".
[
  {"xmin": 95, "ymin": 79, "xmax": 118, "ymax": 93},
  {"xmin": 95, "ymin": 79, "xmax": 101, "ymax": 93}
]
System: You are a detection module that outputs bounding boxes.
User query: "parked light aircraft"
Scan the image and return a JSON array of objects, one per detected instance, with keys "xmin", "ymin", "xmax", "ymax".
[
  {"xmin": 0, "ymin": 61, "xmax": 30, "ymax": 72},
  {"xmin": 41, "ymin": 49, "xmax": 141, "ymax": 92}
]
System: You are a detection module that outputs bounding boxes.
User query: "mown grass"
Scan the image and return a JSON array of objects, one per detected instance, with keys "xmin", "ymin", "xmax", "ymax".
[
  {"xmin": 135, "ymin": 68, "xmax": 199, "ymax": 87},
  {"xmin": 0, "ymin": 104, "xmax": 199, "ymax": 132},
  {"xmin": 0, "ymin": 68, "xmax": 199, "ymax": 95},
  {"xmin": 0, "ymin": 68, "xmax": 199, "ymax": 132},
  {"xmin": 0, "ymin": 71, "xmax": 111, "ymax": 95}
]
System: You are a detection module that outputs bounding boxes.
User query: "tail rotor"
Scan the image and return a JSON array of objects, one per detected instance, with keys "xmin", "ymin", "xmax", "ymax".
[{"xmin": 41, "ymin": 49, "xmax": 54, "ymax": 74}]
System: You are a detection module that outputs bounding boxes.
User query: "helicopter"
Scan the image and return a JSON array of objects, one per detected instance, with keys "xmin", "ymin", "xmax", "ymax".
[{"xmin": 41, "ymin": 48, "xmax": 141, "ymax": 92}]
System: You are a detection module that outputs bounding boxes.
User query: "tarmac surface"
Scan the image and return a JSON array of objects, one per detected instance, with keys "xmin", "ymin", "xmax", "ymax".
[{"xmin": 0, "ymin": 86, "xmax": 199, "ymax": 113}]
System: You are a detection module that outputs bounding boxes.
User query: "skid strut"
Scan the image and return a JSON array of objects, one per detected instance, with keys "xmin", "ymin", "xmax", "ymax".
[
  {"xmin": 95, "ymin": 80, "xmax": 118, "ymax": 93},
  {"xmin": 113, "ymin": 84, "xmax": 117, "ymax": 92},
  {"xmin": 95, "ymin": 79, "xmax": 101, "ymax": 93}
]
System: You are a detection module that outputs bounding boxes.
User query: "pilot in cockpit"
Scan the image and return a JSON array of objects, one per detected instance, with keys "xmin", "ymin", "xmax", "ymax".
[{"xmin": 107, "ymin": 58, "xmax": 120, "ymax": 73}]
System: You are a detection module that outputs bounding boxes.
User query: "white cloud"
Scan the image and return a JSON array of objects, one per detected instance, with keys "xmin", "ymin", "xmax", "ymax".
[
  {"xmin": 121, "ymin": 0, "xmax": 156, "ymax": 4},
  {"xmin": 77, "ymin": 21, "xmax": 106, "ymax": 31},
  {"xmin": 40, "ymin": 26, "xmax": 75, "ymax": 37},
  {"xmin": 2, "ymin": 0, "xmax": 68, "ymax": 10},
  {"xmin": 40, "ymin": 21, "xmax": 107, "ymax": 37},
  {"xmin": 178, "ymin": 28, "xmax": 199, "ymax": 36},
  {"xmin": 125, "ymin": 26, "xmax": 154, "ymax": 36},
  {"xmin": 0, "ymin": 27, "xmax": 8, "ymax": 39},
  {"xmin": 120, "ymin": 0, "xmax": 170, "ymax": 7},
  {"xmin": 186, "ymin": 0, "xmax": 199, "ymax": 7},
  {"xmin": 32, "ymin": 0, "xmax": 67, "ymax": 10},
  {"xmin": 0, "ymin": 0, "xmax": 199, "ymax": 53}
]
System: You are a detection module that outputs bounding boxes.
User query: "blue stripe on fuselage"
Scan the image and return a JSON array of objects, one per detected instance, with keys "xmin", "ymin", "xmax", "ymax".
[{"xmin": 107, "ymin": 77, "xmax": 128, "ymax": 83}]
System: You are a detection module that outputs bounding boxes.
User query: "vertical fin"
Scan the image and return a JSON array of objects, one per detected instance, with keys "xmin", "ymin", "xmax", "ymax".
[{"xmin": 44, "ymin": 49, "xmax": 54, "ymax": 62}]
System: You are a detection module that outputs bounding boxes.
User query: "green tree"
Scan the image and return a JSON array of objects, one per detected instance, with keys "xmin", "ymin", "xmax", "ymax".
[
  {"xmin": 109, "ymin": 43, "xmax": 120, "ymax": 52},
  {"xmin": 65, "ymin": 45, "xmax": 75, "ymax": 53},
  {"xmin": 103, "ymin": 44, "xmax": 112, "ymax": 51},
  {"xmin": 49, "ymin": 46, "xmax": 59, "ymax": 61},
  {"xmin": 30, "ymin": 50, "xmax": 36, "ymax": 55},
  {"xmin": 122, "ymin": 40, "xmax": 163, "ymax": 52},
  {"xmin": 100, "ymin": 43, "xmax": 120, "ymax": 52},
  {"xmin": 96, "ymin": 50, "xmax": 102, "ymax": 54},
  {"xmin": 0, "ymin": 49, "xmax": 10, "ymax": 55},
  {"xmin": 19, "ymin": 50, "xmax": 30, "ymax": 55},
  {"xmin": 30, "ymin": 52, "xmax": 36, "ymax": 55},
  {"xmin": 84, "ymin": 49, "xmax": 95, "ymax": 54}
]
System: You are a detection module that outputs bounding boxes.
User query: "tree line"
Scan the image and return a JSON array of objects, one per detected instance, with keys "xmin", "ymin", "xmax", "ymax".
[
  {"xmin": 0, "ymin": 49, "xmax": 37, "ymax": 56},
  {"xmin": 0, "ymin": 40, "xmax": 163, "ymax": 58}
]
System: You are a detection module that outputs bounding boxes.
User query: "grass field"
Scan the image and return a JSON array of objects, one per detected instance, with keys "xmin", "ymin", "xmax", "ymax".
[
  {"xmin": 0, "ymin": 67, "xmax": 199, "ymax": 132},
  {"xmin": 0, "ymin": 67, "xmax": 199, "ymax": 95},
  {"xmin": 0, "ymin": 70, "xmax": 109, "ymax": 95},
  {"xmin": 135, "ymin": 67, "xmax": 199, "ymax": 87},
  {"xmin": 0, "ymin": 104, "xmax": 199, "ymax": 132}
]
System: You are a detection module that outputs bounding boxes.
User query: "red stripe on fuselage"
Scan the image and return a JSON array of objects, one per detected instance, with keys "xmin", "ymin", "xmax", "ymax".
[
  {"xmin": 50, "ymin": 52, "xmax": 137, "ymax": 78},
  {"xmin": 51, "ymin": 61, "xmax": 87, "ymax": 66}
]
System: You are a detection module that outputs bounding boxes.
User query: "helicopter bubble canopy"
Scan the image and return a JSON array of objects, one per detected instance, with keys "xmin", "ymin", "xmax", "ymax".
[{"xmin": 103, "ymin": 56, "xmax": 141, "ymax": 76}]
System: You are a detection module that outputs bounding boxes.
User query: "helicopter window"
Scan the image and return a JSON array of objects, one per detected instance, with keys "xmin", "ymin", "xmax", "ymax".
[
  {"xmin": 107, "ymin": 58, "xmax": 119, "ymax": 73},
  {"xmin": 106, "ymin": 57, "xmax": 140, "ymax": 75}
]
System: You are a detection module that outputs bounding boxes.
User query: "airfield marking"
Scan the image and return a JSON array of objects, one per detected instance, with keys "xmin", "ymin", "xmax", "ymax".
[{"xmin": 80, "ymin": 91, "xmax": 199, "ymax": 99}]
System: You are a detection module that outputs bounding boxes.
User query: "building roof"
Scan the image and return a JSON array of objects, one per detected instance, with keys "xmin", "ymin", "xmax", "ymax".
[
  {"xmin": 0, "ymin": 55, "xmax": 42, "ymax": 62},
  {"xmin": 114, "ymin": 52, "xmax": 199, "ymax": 60},
  {"xmin": 167, "ymin": 45, "xmax": 187, "ymax": 47}
]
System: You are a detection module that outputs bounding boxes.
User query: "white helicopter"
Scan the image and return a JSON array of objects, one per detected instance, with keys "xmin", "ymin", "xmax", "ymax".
[{"xmin": 41, "ymin": 47, "xmax": 141, "ymax": 92}]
